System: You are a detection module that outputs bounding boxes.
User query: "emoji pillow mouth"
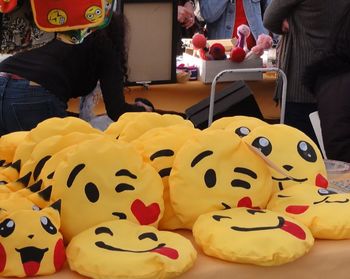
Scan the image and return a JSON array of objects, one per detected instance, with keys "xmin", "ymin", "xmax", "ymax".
[
  {"xmin": 192, "ymin": 207, "xmax": 314, "ymax": 266},
  {"xmin": 267, "ymin": 183, "xmax": 350, "ymax": 239},
  {"xmin": 67, "ymin": 220, "xmax": 197, "ymax": 279},
  {"xmin": 15, "ymin": 246, "xmax": 49, "ymax": 276}
]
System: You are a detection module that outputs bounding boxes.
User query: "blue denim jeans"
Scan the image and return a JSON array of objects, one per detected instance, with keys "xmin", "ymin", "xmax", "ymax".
[{"xmin": 0, "ymin": 76, "xmax": 68, "ymax": 136}]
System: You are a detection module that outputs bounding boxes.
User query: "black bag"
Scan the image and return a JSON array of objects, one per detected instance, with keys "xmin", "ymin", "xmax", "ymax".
[{"xmin": 185, "ymin": 80, "xmax": 264, "ymax": 129}]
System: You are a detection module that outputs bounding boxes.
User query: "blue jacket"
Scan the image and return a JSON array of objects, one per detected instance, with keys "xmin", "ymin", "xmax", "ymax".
[{"xmin": 200, "ymin": 0, "xmax": 271, "ymax": 40}]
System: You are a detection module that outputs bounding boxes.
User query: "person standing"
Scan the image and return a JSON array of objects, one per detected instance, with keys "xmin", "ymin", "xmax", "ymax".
[
  {"xmin": 263, "ymin": 0, "xmax": 350, "ymax": 144},
  {"xmin": 303, "ymin": 6, "xmax": 350, "ymax": 162},
  {"xmin": 199, "ymin": 0, "xmax": 271, "ymax": 49}
]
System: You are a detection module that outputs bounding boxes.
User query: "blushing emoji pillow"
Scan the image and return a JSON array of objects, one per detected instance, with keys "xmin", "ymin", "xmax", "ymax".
[
  {"xmin": 267, "ymin": 184, "xmax": 350, "ymax": 239},
  {"xmin": 132, "ymin": 125, "xmax": 200, "ymax": 230},
  {"xmin": 67, "ymin": 220, "xmax": 197, "ymax": 279},
  {"xmin": 51, "ymin": 136, "xmax": 164, "ymax": 242},
  {"xmin": 243, "ymin": 124, "xmax": 328, "ymax": 193},
  {"xmin": 206, "ymin": 115, "xmax": 268, "ymax": 137},
  {"xmin": 169, "ymin": 130, "xmax": 273, "ymax": 229},
  {"xmin": 0, "ymin": 200, "xmax": 65, "ymax": 277},
  {"xmin": 193, "ymin": 207, "xmax": 314, "ymax": 266}
]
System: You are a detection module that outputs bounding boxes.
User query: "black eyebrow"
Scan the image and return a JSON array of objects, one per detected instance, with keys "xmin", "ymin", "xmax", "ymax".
[
  {"xmin": 115, "ymin": 169, "xmax": 137, "ymax": 179},
  {"xmin": 212, "ymin": 215, "xmax": 232, "ymax": 222},
  {"xmin": 138, "ymin": 232, "xmax": 158, "ymax": 241},
  {"xmin": 67, "ymin": 164, "xmax": 85, "ymax": 187},
  {"xmin": 233, "ymin": 167, "xmax": 257, "ymax": 179},
  {"xmin": 95, "ymin": 227, "xmax": 113, "ymax": 236},
  {"xmin": 150, "ymin": 149, "xmax": 174, "ymax": 161},
  {"xmin": 33, "ymin": 155, "xmax": 52, "ymax": 181},
  {"xmin": 191, "ymin": 150, "xmax": 213, "ymax": 167}
]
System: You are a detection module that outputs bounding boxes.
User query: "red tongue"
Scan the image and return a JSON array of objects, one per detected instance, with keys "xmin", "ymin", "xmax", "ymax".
[
  {"xmin": 152, "ymin": 246, "xmax": 179, "ymax": 259},
  {"xmin": 315, "ymin": 173, "xmax": 328, "ymax": 188},
  {"xmin": 237, "ymin": 197, "xmax": 252, "ymax": 208},
  {"xmin": 23, "ymin": 261, "xmax": 40, "ymax": 276},
  {"xmin": 286, "ymin": 205, "xmax": 309, "ymax": 214},
  {"xmin": 280, "ymin": 220, "xmax": 306, "ymax": 240}
]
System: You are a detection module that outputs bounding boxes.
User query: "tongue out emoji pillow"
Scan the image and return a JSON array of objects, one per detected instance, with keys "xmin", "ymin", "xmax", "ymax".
[
  {"xmin": 67, "ymin": 219, "xmax": 197, "ymax": 279},
  {"xmin": 0, "ymin": 200, "xmax": 65, "ymax": 277},
  {"xmin": 267, "ymin": 183, "xmax": 350, "ymax": 239},
  {"xmin": 50, "ymin": 136, "xmax": 164, "ymax": 242},
  {"xmin": 169, "ymin": 129, "xmax": 273, "ymax": 229},
  {"xmin": 192, "ymin": 207, "xmax": 314, "ymax": 266},
  {"xmin": 243, "ymin": 124, "xmax": 328, "ymax": 193}
]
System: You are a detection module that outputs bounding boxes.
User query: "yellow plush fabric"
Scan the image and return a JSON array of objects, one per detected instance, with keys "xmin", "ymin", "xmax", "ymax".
[
  {"xmin": 19, "ymin": 132, "xmax": 102, "ymax": 185},
  {"xmin": 243, "ymin": 124, "xmax": 328, "ymax": 193},
  {"xmin": 67, "ymin": 220, "xmax": 197, "ymax": 279},
  {"xmin": 206, "ymin": 116, "xmax": 268, "ymax": 137},
  {"xmin": 51, "ymin": 136, "xmax": 164, "ymax": 242},
  {"xmin": 0, "ymin": 131, "xmax": 28, "ymax": 165},
  {"xmin": 0, "ymin": 200, "xmax": 65, "ymax": 277},
  {"xmin": 267, "ymin": 183, "xmax": 350, "ymax": 239},
  {"xmin": 12, "ymin": 117, "xmax": 102, "ymax": 168},
  {"xmin": 193, "ymin": 207, "xmax": 314, "ymax": 266},
  {"xmin": 105, "ymin": 112, "xmax": 193, "ymax": 142},
  {"xmin": 169, "ymin": 129, "xmax": 273, "ymax": 229},
  {"xmin": 132, "ymin": 125, "xmax": 201, "ymax": 230}
]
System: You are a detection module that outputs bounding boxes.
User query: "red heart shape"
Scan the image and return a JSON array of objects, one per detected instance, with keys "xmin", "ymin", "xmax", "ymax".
[{"xmin": 131, "ymin": 199, "xmax": 160, "ymax": 225}]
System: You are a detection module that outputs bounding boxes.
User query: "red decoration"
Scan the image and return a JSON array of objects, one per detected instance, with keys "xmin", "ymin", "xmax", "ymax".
[
  {"xmin": 230, "ymin": 47, "xmax": 246, "ymax": 63},
  {"xmin": 192, "ymin": 33, "xmax": 207, "ymax": 50},
  {"xmin": 209, "ymin": 43, "xmax": 226, "ymax": 60}
]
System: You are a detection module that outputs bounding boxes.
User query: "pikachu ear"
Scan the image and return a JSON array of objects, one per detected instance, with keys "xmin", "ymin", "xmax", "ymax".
[
  {"xmin": 27, "ymin": 184, "xmax": 52, "ymax": 208},
  {"xmin": 0, "ymin": 159, "xmax": 22, "ymax": 184},
  {"xmin": 41, "ymin": 199, "xmax": 61, "ymax": 228}
]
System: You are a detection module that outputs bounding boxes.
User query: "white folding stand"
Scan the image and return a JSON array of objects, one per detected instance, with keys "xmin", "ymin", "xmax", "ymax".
[{"xmin": 208, "ymin": 67, "xmax": 287, "ymax": 127}]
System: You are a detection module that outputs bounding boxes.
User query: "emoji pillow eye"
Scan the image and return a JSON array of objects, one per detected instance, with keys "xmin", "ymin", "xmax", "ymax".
[
  {"xmin": 318, "ymin": 188, "xmax": 337, "ymax": 196},
  {"xmin": 297, "ymin": 141, "xmax": 317, "ymax": 162},
  {"xmin": 95, "ymin": 227, "xmax": 113, "ymax": 236},
  {"xmin": 235, "ymin": 126, "xmax": 250, "ymax": 137},
  {"xmin": 85, "ymin": 182, "xmax": 100, "ymax": 203},
  {"xmin": 251, "ymin": 137, "xmax": 272, "ymax": 156},
  {"xmin": 204, "ymin": 169, "xmax": 216, "ymax": 188},
  {"xmin": 0, "ymin": 218, "xmax": 15, "ymax": 237},
  {"xmin": 40, "ymin": 216, "xmax": 57, "ymax": 235},
  {"xmin": 138, "ymin": 232, "xmax": 158, "ymax": 241}
]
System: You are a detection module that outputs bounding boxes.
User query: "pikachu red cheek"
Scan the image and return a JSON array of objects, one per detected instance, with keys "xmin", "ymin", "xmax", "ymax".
[
  {"xmin": 0, "ymin": 243, "xmax": 6, "ymax": 272},
  {"xmin": 53, "ymin": 239, "xmax": 66, "ymax": 272}
]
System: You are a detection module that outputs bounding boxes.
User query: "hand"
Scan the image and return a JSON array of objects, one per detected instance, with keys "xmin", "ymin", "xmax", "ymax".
[
  {"xmin": 178, "ymin": 5, "xmax": 195, "ymax": 29},
  {"xmin": 281, "ymin": 19, "xmax": 289, "ymax": 33}
]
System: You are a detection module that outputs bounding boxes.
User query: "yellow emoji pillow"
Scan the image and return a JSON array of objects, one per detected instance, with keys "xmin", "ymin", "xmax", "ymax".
[
  {"xmin": 193, "ymin": 207, "xmax": 314, "ymax": 266},
  {"xmin": 67, "ymin": 220, "xmax": 197, "ymax": 279},
  {"xmin": 169, "ymin": 130, "xmax": 273, "ymax": 229},
  {"xmin": 0, "ymin": 200, "xmax": 65, "ymax": 277},
  {"xmin": 267, "ymin": 184, "xmax": 350, "ymax": 239},
  {"xmin": 51, "ymin": 136, "xmax": 164, "ymax": 242},
  {"xmin": 13, "ymin": 117, "xmax": 102, "ymax": 167},
  {"xmin": 105, "ymin": 112, "xmax": 193, "ymax": 142},
  {"xmin": 206, "ymin": 115, "xmax": 268, "ymax": 137},
  {"xmin": 132, "ymin": 124, "xmax": 200, "ymax": 230},
  {"xmin": 243, "ymin": 124, "xmax": 328, "ymax": 193},
  {"xmin": 0, "ymin": 131, "xmax": 28, "ymax": 166}
]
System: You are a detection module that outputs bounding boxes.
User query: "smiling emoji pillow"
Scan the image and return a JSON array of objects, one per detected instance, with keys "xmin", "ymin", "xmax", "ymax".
[
  {"xmin": 0, "ymin": 200, "xmax": 65, "ymax": 277},
  {"xmin": 51, "ymin": 136, "xmax": 164, "ymax": 242},
  {"xmin": 193, "ymin": 207, "xmax": 314, "ymax": 266},
  {"xmin": 67, "ymin": 220, "xmax": 197, "ymax": 279},
  {"xmin": 169, "ymin": 129, "xmax": 273, "ymax": 229},
  {"xmin": 267, "ymin": 183, "xmax": 350, "ymax": 239},
  {"xmin": 243, "ymin": 124, "xmax": 328, "ymax": 193}
]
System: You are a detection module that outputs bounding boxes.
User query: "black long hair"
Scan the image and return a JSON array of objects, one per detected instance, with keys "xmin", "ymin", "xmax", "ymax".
[
  {"xmin": 303, "ymin": 5, "xmax": 350, "ymax": 92},
  {"xmin": 97, "ymin": 12, "xmax": 129, "ymax": 84}
]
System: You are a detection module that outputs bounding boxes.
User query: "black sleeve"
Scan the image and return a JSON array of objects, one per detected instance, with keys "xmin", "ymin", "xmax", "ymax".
[{"xmin": 98, "ymin": 48, "xmax": 145, "ymax": 121}]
